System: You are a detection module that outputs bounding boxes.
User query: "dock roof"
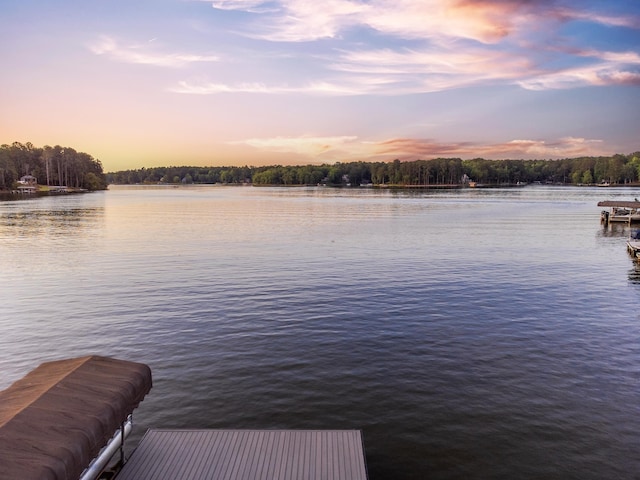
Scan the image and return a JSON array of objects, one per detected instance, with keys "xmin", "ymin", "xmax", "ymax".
[
  {"xmin": 0, "ymin": 356, "xmax": 152, "ymax": 480},
  {"xmin": 117, "ymin": 429, "xmax": 368, "ymax": 480},
  {"xmin": 597, "ymin": 200, "xmax": 640, "ymax": 208}
]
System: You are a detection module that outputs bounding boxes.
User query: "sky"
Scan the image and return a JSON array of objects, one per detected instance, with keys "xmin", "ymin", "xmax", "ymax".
[{"xmin": 1, "ymin": 0, "xmax": 639, "ymax": 172}]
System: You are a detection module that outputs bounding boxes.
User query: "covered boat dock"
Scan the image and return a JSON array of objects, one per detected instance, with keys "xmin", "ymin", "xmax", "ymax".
[
  {"xmin": 598, "ymin": 200, "xmax": 640, "ymax": 225},
  {"xmin": 0, "ymin": 356, "xmax": 152, "ymax": 480},
  {"xmin": 0, "ymin": 357, "xmax": 368, "ymax": 480}
]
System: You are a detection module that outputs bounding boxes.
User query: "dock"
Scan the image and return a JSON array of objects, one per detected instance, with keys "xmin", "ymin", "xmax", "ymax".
[
  {"xmin": 0, "ymin": 356, "xmax": 152, "ymax": 480},
  {"xmin": 598, "ymin": 200, "xmax": 640, "ymax": 225},
  {"xmin": 0, "ymin": 357, "xmax": 368, "ymax": 480},
  {"xmin": 117, "ymin": 429, "xmax": 368, "ymax": 480}
]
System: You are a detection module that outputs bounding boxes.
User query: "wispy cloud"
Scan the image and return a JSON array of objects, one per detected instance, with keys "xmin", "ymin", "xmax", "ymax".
[
  {"xmin": 209, "ymin": 0, "xmax": 277, "ymax": 13},
  {"xmin": 563, "ymin": 8, "xmax": 640, "ymax": 28},
  {"xmin": 88, "ymin": 35, "xmax": 219, "ymax": 67},
  {"xmin": 519, "ymin": 67, "xmax": 640, "ymax": 90},
  {"xmin": 97, "ymin": 1, "xmax": 640, "ymax": 94},
  {"xmin": 332, "ymin": 47, "xmax": 534, "ymax": 92},
  {"xmin": 208, "ymin": 0, "xmax": 543, "ymax": 43},
  {"xmin": 207, "ymin": 0, "xmax": 631, "ymax": 44},
  {"xmin": 229, "ymin": 135, "xmax": 360, "ymax": 156},
  {"xmin": 229, "ymin": 0, "xmax": 367, "ymax": 41},
  {"xmin": 519, "ymin": 48, "xmax": 640, "ymax": 90},
  {"xmin": 227, "ymin": 134, "xmax": 608, "ymax": 161},
  {"xmin": 374, "ymin": 136, "xmax": 607, "ymax": 159},
  {"xmin": 362, "ymin": 0, "xmax": 542, "ymax": 44},
  {"xmin": 169, "ymin": 79, "xmax": 362, "ymax": 95},
  {"xmin": 334, "ymin": 43, "xmax": 640, "ymax": 92},
  {"xmin": 169, "ymin": 44, "xmax": 534, "ymax": 96}
]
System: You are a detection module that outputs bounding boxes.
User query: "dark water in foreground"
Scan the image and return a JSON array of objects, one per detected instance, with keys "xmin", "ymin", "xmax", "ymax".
[{"xmin": 2, "ymin": 185, "xmax": 640, "ymax": 479}]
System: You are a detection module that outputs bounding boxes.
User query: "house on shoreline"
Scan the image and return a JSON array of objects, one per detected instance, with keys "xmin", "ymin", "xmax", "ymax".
[
  {"xmin": 8, "ymin": 175, "xmax": 75, "ymax": 195},
  {"xmin": 16, "ymin": 174, "xmax": 38, "ymax": 194}
]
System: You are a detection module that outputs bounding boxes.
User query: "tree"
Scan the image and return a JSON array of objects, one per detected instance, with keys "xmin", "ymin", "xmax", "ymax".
[
  {"xmin": 594, "ymin": 157, "xmax": 609, "ymax": 183},
  {"xmin": 99, "ymin": 152, "xmax": 640, "ymax": 188},
  {"xmin": 327, "ymin": 166, "xmax": 342, "ymax": 185},
  {"xmin": 621, "ymin": 163, "xmax": 636, "ymax": 184},
  {"xmin": 571, "ymin": 170, "xmax": 582, "ymax": 184},
  {"xmin": 84, "ymin": 172, "xmax": 102, "ymax": 190}
]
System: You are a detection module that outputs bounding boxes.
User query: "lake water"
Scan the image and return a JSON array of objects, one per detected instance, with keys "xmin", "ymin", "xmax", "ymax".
[{"xmin": 2, "ymin": 185, "xmax": 640, "ymax": 479}]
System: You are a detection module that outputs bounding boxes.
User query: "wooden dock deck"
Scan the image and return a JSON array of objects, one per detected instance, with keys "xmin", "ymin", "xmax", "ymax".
[{"xmin": 116, "ymin": 429, "xmax": 368, "ymax": 480}]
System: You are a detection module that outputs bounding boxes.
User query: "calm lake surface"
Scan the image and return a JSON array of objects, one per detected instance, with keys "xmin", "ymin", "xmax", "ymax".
[{"xmin": 2, "ymin": 185, "xmax": 640, "ymax": 479}]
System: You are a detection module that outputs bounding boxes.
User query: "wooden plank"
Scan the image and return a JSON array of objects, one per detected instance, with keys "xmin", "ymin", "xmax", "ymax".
[{"xmin": 117, "ymin": 429, "xmax": 368, "ymax": 480}]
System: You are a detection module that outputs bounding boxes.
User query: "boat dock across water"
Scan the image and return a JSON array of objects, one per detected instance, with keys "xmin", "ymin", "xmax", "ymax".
[{"xmin": 598, "ymin": 200, "xmax": 640, "ymax": 225}]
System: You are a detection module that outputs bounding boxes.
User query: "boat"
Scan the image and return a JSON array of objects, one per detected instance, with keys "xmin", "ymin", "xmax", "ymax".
[
  {"xmin": 627, "ymin": 230, "xmax": 640, "ymax": 260},
  {"xmin": 598, "ymin": 200, "xmax": 640, "ymax": 224}
]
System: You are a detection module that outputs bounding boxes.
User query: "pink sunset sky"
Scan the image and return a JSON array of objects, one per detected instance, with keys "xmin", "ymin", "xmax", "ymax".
[{"xmin": 1, "ymin": 0, "xmax": 639, "ymax": 171}]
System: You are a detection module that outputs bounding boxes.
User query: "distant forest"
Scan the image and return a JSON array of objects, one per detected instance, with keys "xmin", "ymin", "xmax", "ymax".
[
  {"xmin": 3, "ymin": 141, "xmax": 639, "ymax": 190},
  {"xmin": 0, "ymin": 142, "xmax": 107, "ymax": 191},
  {"xmin": 108, "ymin": 152, "xmax": 640, "ymax": 187}
]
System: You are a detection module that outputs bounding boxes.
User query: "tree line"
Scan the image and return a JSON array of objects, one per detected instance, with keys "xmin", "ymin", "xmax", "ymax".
[
  {"xmin": 0, "ymin": 142, "xmax": 108, "ymax": 191},
  {"xmin": 107, "ymin": 152, "xmax": 640, "ymax": 187}
]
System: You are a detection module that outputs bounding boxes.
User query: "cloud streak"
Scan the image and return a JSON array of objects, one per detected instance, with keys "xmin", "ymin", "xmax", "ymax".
[
  {"xmin": 169, "ymin": 80, "xmax": 361, "ymax": 95},
  {"xmin": 518, "ymin": 48, "xmax": 640, "ymax": 90},
  {"xmin": 228, "ymin": 134, "xmax": 609, "ymax": 161},
  {"xmin": 89, "ymin": 36, "xmax": 219, "ymax": 67},
  {"xmin": 178, "ymin": 1, "xmax": 640, "ymax": 94},
  {"xmin": 213, "ymin": 0, "xmax": 367, "ymax": 41},
  {"xmin": 92, "ymin": 1, "xmax": 640, "ymax": 96},
  {"xmin": 210, "ymin": 0, "xmax": 549, "ymax": 43},
  {"xmin": 374, "ymin": 136, "xmax": 607, "ymax": 159},
  {"xmin": 230, "ymin": 135, "xmax": 360, "ymax": 156},
  {"xmin": 207, "ymin": 0, "xmax": 640, "ymax": 43},
  {"xmin": 331, "ymin": 46, "xmax": 534, "ymax": 92},
  {"xmin": 170, "ymin": 42, "xmax": 640, "ymax": 95}
]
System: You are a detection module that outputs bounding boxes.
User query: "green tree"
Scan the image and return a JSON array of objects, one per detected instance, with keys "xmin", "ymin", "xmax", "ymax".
[
  {"xmin": 84, "ymin": 172, "xmax": 102, "ymax": 190},
  {"xmin": 571, "ymin": 170, "xmax": 583, "ymax": 184}
]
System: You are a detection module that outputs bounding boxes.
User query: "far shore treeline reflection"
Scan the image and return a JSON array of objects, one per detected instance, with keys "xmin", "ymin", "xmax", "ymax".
[{"xmin": 108, "ymin": 152, "xmax": 640, "ymax": 187}]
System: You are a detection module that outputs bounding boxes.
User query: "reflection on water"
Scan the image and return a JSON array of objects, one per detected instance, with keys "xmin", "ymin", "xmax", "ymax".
[
  {"xmin": 2, "ymin": 185, "xmax": 640, "ymax": 480},
  {"xmin": 2, "ymin": 208, "xmax": 102, "ymax": 235},
  {"xmin": 0, "ymin": 194, "xmax": 103, "ymax": 234},
  {"xmin": 628, "ymin": 262, "xmax": 640, "ymax": 284},
  {"xmin": 597, "ymin": 224, "xmax": 633, "ymax": 238}
]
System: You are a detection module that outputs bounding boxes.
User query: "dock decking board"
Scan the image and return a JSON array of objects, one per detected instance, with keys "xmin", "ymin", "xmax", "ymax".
[{"xmin": 116, "ymin": 429, "xmax": 368, "ymax": 480}]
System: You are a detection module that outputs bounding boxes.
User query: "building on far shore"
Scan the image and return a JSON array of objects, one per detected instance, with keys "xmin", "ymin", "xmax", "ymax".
[{"xmin": 17, "ymin": 175, "xmax": 37, "ymax": 193}]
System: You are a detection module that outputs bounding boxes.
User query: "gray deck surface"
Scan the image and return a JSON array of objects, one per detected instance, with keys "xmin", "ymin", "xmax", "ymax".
[{"xmin": 116, "ymin": 429, "xmax": 368, "ymax": 480}]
